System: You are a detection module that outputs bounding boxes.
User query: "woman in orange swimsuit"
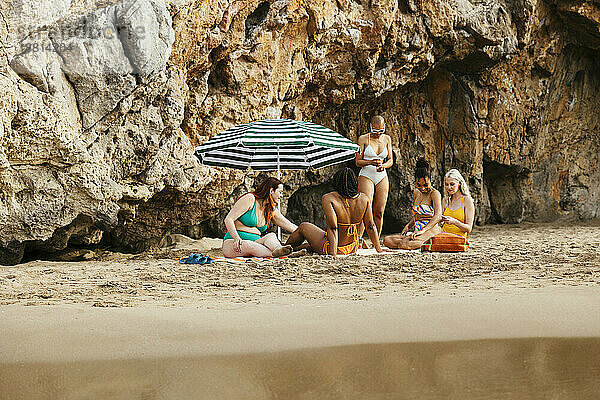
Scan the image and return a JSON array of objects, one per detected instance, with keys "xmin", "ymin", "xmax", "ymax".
[
  {"xmin": 383, "ymin": 158, "xmax": 443, "ymax": 249},
  {"xmin": 440, "ymin": 169, "xmax": 475, "ymax": 237},
  {"xmin": 285, "ymin": 168, "xmax": 384, "ymax": 256}
]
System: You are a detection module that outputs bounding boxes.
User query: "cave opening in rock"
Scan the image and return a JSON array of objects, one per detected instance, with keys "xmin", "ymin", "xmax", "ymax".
[
  {"xmin": 17, "ymin": 215, "xmax": 106, "ymax": 264},
  {"xmin": 382, "ymin": 214, "xmax": 406, "ymax": 235},
  {"xmin": 0, "ymin": 242, "xmax": 26, "ymax": 266},
  {"xmin": 483, "ymin": 160, "xmax": 530, "ymax": 224}
]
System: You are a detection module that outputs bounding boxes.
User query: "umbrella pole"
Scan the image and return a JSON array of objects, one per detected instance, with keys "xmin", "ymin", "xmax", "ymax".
[{"xmin": 277, "ymin": 149, "xmax": 281, "ymax": 241}]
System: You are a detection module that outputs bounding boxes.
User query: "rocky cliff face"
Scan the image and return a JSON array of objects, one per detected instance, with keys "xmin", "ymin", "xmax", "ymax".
[{"xmin": 1, "ymin": 0, "xmax": 599, "ymax": 264}]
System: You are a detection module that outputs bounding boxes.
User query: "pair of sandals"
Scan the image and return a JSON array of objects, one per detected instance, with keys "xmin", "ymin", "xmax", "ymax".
[{"xmin": 179, "ymin": 253, "xmax": 213, "ymax": 264}]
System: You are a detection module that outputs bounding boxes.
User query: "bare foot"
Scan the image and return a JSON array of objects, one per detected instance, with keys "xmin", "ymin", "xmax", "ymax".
[
  {"xmin": 293, "ymin": 243, "xmax": 312, "ymax": 252},
  {"xmin": 288, "ymin": 248, "xmax": 308, "ymax": 258},
  {"xmin": 272, "ymin": 245, "xmax": 293, "ymax": 257}
]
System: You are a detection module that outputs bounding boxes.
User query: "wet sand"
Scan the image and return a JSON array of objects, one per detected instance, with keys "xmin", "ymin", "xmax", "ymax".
[
  {"xmin": 1, "ymin": 222, "xmax": 599, "ymax": 398},
  {"xmin": 1, "ymin": 286, "xmax": 600, "ymax": 362},
  {"xmin": 1, "ymin": 337, "xmax": 600, "ymax": 399},
  {"xmin": 1, "ymin": 288, "xmax": 600, "ymax": 399}
]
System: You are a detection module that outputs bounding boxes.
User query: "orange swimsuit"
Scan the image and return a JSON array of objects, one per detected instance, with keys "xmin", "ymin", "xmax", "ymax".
[
  {"xmin": 322, "ymin": 222, "xmax": 360, "ymax": 255},
  {"xmin": 322, "ymin": 199, "xmax": 361, "ymax": 255}
]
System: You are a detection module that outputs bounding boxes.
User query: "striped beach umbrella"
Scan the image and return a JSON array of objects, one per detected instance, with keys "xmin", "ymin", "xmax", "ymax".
[
  {"xmin": 195, "ymin": 119, "xmax": 359, "ymax": 239},
  {"xmin": 194, "ymin": 119, "xmax": 359, "ymax": 173}
]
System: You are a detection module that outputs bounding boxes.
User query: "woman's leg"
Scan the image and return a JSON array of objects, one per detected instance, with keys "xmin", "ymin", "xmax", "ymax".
[
  {"xmin": 383, "ymin": 224, "xmax": 442, "ymax": 250},
  {"xmin": 257, "ymin": 232, "xmax": 292, "ymax": 257},
  {"xmin": 286, "ymin": 222, "xmax": 328, "ymax": 254},
  {"xmin": 357, "ymin": 176, "xmax": 375, "ymax": 239},
  {"xmin": 373, "ymin": 176, "xmax": 389, "ymax": 238},
  {"xmin": 222, "ymin": 239, "xmax": 273, "ymax": 258},
  {"xmin": 383, "ymin": 234, "xmax": 407, "ymax": 249},
  {"xmin": 285, "ymin": 222, "xmax": 308, "ymax": 248},
  {"xmin": 402, "ymin": 224, "xmax": 442, "ymax": 249},
  {"xmin": 257, "ymin": 232, "xmax": 281, "ymax": 251},
  {"xmin": 292, "ymin": 243, "xmax": 313, "ymax": 251}
]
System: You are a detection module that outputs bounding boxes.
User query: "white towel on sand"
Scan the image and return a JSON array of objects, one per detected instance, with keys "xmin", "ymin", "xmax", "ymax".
[{"xmin": 212, "ymin": 247, "xmax": 415, "ymax": 262}]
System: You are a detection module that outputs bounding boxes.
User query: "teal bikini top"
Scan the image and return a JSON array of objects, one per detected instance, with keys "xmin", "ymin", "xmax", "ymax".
[{"xmin": 238, "ymin": 195, "xmax": 268, "ymax": 233}]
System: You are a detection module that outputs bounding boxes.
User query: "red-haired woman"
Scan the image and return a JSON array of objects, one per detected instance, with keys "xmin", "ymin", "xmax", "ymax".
[{"xmin": 222, "ymin": 177, "xmax": 298, "ymax": 258}]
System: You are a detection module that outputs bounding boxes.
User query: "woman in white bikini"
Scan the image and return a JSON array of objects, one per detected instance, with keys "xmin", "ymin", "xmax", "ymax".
[
  {"xmin": 355, "ymin": 115, "xmax": 394, "ymax": 240},
  {"xmin": 383, "ymin": 158, "xmax": 443, "ymax": 249}
]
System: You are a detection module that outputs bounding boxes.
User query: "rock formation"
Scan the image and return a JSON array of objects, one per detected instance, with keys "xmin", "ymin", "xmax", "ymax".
[{"xmin": 1, "ymin": 0, "xmax": 599, "ymax": 264}]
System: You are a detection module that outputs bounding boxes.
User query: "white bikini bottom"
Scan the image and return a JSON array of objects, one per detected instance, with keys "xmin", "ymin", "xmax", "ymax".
[{"xmin": 359, "ymin": 165, "xmax": 387, "ymax": 186}]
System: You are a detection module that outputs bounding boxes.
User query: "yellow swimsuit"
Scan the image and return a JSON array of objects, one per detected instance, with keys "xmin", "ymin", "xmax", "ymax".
[{"xmin": 442, "ymin": 196, "xmax": 467, "ymax": 237}]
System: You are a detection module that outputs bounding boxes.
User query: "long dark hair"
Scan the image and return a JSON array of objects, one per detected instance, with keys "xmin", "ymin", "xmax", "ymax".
[
  {"xmin": 333, "ymin": 168, "xmax": 359, "ymax": 199},
  {"xmin": 254, "ymin": 177, "xmax": 282, "ymax": 224},
  {"xmin": 415, "ymin": 157, "xmax": 431, "ymax": 180}
]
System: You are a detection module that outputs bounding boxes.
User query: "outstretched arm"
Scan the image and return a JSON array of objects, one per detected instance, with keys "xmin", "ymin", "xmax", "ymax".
[
  {"xmin": 402, "ymin": 191, "xmax": 417, "ymax": 234},
  {"xmin": 363, "ymin": 199, "xmax": 383, "ymax": 252},
  {"xmin": 322, "ymin": 196, "xmax": 339, "ymax": 256},
  {"xmin": 271, "ymin": 209, "xmax": 298, "ymax": 233},
  {"xmin": 401, "ymin": 216, "xmax": 415, "ymax": 235}
]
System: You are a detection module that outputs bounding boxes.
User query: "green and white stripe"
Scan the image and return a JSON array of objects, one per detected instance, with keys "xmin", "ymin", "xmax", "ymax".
[{"xmin": 195, "ymin": 119, "xmax": 359, "ymax": 171}]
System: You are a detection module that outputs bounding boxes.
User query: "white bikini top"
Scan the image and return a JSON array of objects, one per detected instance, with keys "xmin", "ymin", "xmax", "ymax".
[{"xmin": 363, "ymin": 134, "xmax": 388, "ymax": 161}]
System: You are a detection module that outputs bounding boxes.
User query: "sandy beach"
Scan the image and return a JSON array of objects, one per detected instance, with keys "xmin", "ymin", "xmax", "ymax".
[
  {"xmin": 1, "ymin": 221, "xmax": 600, "ymax": 399},
  {"xmin": 1, "ymin": 221, "xmax": 598, "ymax": 308}
]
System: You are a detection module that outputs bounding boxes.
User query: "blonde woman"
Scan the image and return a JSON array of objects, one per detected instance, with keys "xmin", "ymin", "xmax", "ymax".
[{"xmin": 440, "ymin": 169, "xmax": 475, "ymax": 237}]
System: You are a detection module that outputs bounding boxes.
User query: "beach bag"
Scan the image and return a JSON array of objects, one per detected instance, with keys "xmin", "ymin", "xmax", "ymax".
[{"xmin": 420, "ymin": 232, "xmax": 469, "ymax": 252}]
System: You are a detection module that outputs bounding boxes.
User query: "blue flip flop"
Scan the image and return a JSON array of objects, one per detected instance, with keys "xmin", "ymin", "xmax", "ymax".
[
  {"xmin": 191, "ymin": 253, "xmax": 204, "ymax": 264},
  {"xmin": 179, "ymin": 253, "xmax": 196, "ymax": 264},
  {"xmin": 198, "ymin": 256, "xmax": 213, "ymax": 265},
  {"xmin": 179, "ymin": 253, "xmax": 212, "ymax": 264}
]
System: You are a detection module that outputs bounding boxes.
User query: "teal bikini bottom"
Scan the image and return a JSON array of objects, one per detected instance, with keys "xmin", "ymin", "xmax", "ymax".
[{"xmin": 224, "ymin": 230, "xmax": 261, "ymax": 241}]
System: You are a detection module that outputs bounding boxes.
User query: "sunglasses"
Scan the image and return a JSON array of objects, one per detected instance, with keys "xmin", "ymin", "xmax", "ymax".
[{"xmin": 370, "ymin": 127, "xmax": 385, "ymax": 133}]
